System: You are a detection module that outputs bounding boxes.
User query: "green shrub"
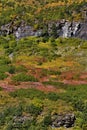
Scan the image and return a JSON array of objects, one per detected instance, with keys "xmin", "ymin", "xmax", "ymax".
[
  {"xmin": 6, "ymin": 123, "xmax": 13, "ymax": 130},
  {"xmin": 15, "ymin": 65, "xmax": 27, "ymax": 73},
  {"xmin": 26, "ymin": 104, "xmax": 42, "ymax": 116},
  {"xmin": 0, "ymin": 87, "xmax": 3, "ymax": 91},
  {"xmin": 28, "ymin": 124, "xmax": 47, "ymax": 130},
  {"xmin": 47, "ymin": 92, "xmax": 59, "ymax": 101},
  {"xmin": 83, "ymin": 124, "xmax": 87, "ymax": 130},
  {"xmin": 43, "ymin": 81, "xmax": 66, "ymax": 89},
  {"xmin": 43, "ymin": 114, "xmax": 52, "ymax": 126},
  {"xmin": 0, "ymin": 65, "xmax": 9, "ymax": 73},
  {"xmin": 10, "ymin": 88, "xmax": 46, "ymax": 99},
  {"xmin": 0, "ymin": 57, "xmax": 11, "ymax": 65},
  {"xmin": 8, "ymin": 65, "xmax": 15, "ymax": 74},
  {"xmin": 4, "ymin": 105, "xmax": 23, "ymax": 117},
  {"xmin": 0, "ymin": 113, "xmax": 5, "ymax": 125},
  {"xmin": 0, "ymin": 73, "xmax": 8, "ymax": 80},
  {"xmin": 14, "ymin": 105, "xmax": 23, "ymax": 116},
  {"xmin": 12, "ymin": 73, "xmax": 38, "ymax": 82}
]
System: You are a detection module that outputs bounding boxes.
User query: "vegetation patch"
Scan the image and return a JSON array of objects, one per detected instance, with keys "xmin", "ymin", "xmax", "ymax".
[{"xmin": 11, "ymin": 73, "xmax": 38, "ymax": 82}]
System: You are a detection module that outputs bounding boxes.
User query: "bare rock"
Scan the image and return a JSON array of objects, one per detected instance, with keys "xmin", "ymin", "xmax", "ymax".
[{"xmin": 52, "ymin": 113, "xmax": 76, "ymax": 128}]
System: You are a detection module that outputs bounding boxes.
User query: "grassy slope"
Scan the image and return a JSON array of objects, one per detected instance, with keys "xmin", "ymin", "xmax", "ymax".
[
  {"xmin": 0, "ymin": 0, "xmax": 87, "ymax": 129},
  {"xmin": 0, "ymin": 36, "xmax": 87, "ymax": 129}
]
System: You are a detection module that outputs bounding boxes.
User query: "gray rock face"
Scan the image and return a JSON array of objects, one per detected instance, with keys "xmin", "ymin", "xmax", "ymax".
[
  {"xmin": 0, "ymin": 20, "xmax": 87, "ymax": 40},
  {"xmin": 14, "ymin": 25, "xmax": 42, "ymax": 39},
  {"xmin": 0, "ymin": 21, "xmax": 42, "ymax": 39},
  {"xmin": 0, "ymin": 23, "xmax": 13, "ymax": 35},
  {"xmin": 48, "ymin": 20, "xmax": 80, "ymax": 38},
  {"xmin": 52, "ymin": 113, "xmax": 76, "ymax": 128},
  {"xmin": 75, "ymin": 22, "xmax": 87, "ymax": 39},
  {"xmin": 62, "ymin": 22, "xmax": 80, "ymax": 38}
]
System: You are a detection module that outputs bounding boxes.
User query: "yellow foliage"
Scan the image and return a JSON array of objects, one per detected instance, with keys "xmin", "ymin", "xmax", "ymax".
[{"xmin": 38, "ymin": 42, "xmax": 51, "ymax": 49}]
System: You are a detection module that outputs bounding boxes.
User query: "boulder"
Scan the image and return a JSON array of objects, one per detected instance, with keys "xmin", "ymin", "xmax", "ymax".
[{"xmin": 52, "ymin": 113, "xmax": 76, "ymax": 128}]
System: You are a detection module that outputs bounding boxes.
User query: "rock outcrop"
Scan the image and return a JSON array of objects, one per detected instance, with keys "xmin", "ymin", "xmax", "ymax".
[
  {"xmin": 0, "ymin": 21, "xmax": 42, "ymax": 39},
  {"xmin": 51, "ymin": 113, "xmax": 76, "ymax": 128},
  {"xmin": 1, "ymin": 19, "xmax": 87, "ymax": 40},
  {"xmin": 48, "ymin": 20, "xmax": 80, "ymax": 38}
]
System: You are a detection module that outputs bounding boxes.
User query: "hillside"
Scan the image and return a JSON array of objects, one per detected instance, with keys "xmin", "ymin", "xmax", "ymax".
[
  {"xmin": 0, "ymin": 0, "xmax": 87, "ymax": 26},
  {"xmin": 0, "ymin": 35, "xmax": 87, "ymax": 130},
  {"xmin": 1, "ymin": 0, "xmax": 87, "ymax": 40},
  {"xmin": 0, "ymin": 0, "xmax": 87, "ymax": 130}
]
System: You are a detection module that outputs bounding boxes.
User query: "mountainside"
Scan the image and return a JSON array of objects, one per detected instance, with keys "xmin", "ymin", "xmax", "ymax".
[
  {"xmin": 0, "ymin": 0, "xmax": 87, "ymax": 25},
  {"xmin": 1, "ymin": 0, "xmax": 87, "ymax": 39},
  {"xmin": 0, "ymin": 1, "xmax": 87, "ymax": 130}
]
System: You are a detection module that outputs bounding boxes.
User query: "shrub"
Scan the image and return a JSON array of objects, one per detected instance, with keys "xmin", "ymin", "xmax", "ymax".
[
  {"xmin": 0, "ymin": 73, "xmax": 8, "ymax": 80},
  {"xmin": 0, "ymin": 65, "xmax": 9, "ymax": 73},
  {"xmin": 4, "ymin": 105, "xmax": 23, "ymax": 117},
  {"xmin": 10, "ymin": 88, "xmax": 46, "ymax": 99},
  {"xmin": 43, "ymin": 114, "xmax": 52, "ymax": 126},
  {"xmin": 12, "ymin": 73, "xmax": 38, "ymax": 82},
  {"xmin": 47, "ymin": 92, "xmax": 59, "ymax": 101},
  {"xmin": 0, "ymin": 57, "xmax": 11, "ymax": 65},
  {"xmin": 8, "ymin": 65, "xmax": 15, "ymax": 74},
  {"xmin": 6, "ymin": 123, "xmax": 13, "ymax": 130},
  {"xmin": 28, "ymin": 124, "xmax": 47, "ymax": 130},
  {"xmin": 26, "ymin": 104, "xmax": 42, "ymax": 116},
  {"xmin": 15, "ymin": 65, "xmax": 27, "ymax": 73},
  {"xmin": 14, "ymin": 105, "xmax": 23, "ymax": 116},
  {"xmin": 0, "ymin": 87, "xmax": 3, "ymax": 91}
]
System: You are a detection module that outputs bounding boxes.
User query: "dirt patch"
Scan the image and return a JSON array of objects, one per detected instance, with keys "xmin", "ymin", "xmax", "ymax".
[
  {"xmin": 63, "ymin": 79, "xmax": 87, "ymax": 85},
  {"xmin": 0, "ymin": 80, "xmax": 58, "ymax": 93},
  {"xmin": 79, "ymin": 72, "xmax": 87, "ymax": 80},
  {"xmin": 0, "ymin": 81, "xmax": 16, "ymax": 92},
  {"xmin": 60, "ymin": 71, "xmax": 87, "ymax": 85},
  {"xmin": 0, "ymin": 70, "xmax": 87, "ymax": 92},
  {"xmin": 60, "ymin": 71, "xmax": 76, "ymax": 80},
  {"xmin": 26, "ymin": 82, "xmax": 58, "ymax": 92}
]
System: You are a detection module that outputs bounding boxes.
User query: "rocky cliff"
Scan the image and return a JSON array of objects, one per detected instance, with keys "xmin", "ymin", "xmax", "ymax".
[{"xmin": 0, "ymin": 20, "xmax": 87, "ymax": 40}]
